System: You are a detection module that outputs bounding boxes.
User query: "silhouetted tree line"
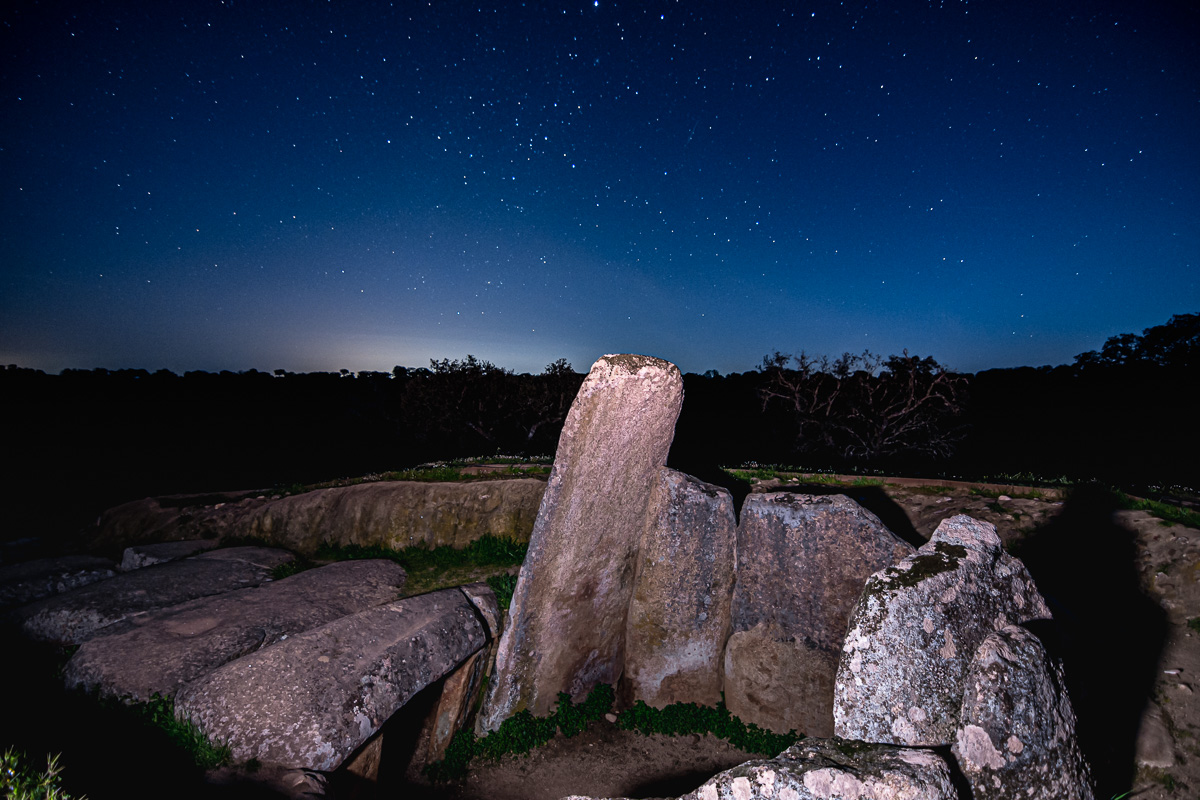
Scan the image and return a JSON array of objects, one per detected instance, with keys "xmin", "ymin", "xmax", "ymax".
[{"xmin": 2, "ymin": 313, "xmax": 1195, "ymax": 544}]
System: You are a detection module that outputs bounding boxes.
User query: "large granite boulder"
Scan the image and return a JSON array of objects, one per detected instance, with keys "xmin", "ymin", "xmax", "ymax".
[
  {"xmin": 89, "ymin": 479, "xmax": 546, "ymax": 554},
  {"xmin": 622, "ymin": 468, "xmax": 736, "ymax": 709},
  {"xmin": 954, "ymin": 624, "xmax": 1094, "ymax": 799},
  {"xmin": 11, "ymin": 546, "xmax": 294, "ymax": 644},
  {"xmin": 63, "ymin": 560, "xmax": 407, "ymax": 701},
  {"xmin": 834, "ymin": 515, "xmax": 1052, "ymax": 746},
  {"xmin": 679, "ymin": 738, "xmax": 957, "ymax": 800},
  {"xmin": 724, "ymin": 494, "xmax": 915, "ymax": 737},
  {"xmin": 175, "ymin": 584, "xmax": 494, "ymax": 770},
  {"xmin": 0, "ymin": 555, "xmax": 115, "ymax": 610},
  {"xmin": 479, "ymin": 354, "xmax": 684, "ymax": 732}
]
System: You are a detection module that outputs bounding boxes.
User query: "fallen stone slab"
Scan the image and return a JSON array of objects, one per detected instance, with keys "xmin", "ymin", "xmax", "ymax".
[
  {"xmin": 623, "ymin": 468, "xmax": 736, "ymax": 710},
  {"xmin": 592, "ymin": 738, "xmax": 956, "ymax": 800},
  {"xmin": 0, "ymin": 555, "xmax": 116, "ymax": 610},
  {"xmin": 480, "ymin": 354, "xmax": 684, "ymax": 732},
  {"xmin": 63, "ymin": 560, "xmax": 407, "ymax": 701},
  {"xmin": 953, "ymin": 624, "xmax": 1094, "ymax": 800},
  {"xmin": 725, "ymin": 493, "xmax": 914, "ymax": 737},
  {"xmin": 175, "ymin": 584, "xmax": 494, "ymax": 770},
  {"xmin": 88, "ymin": 479, "xmax": 546, "ymax": 554},
  {"xmin": 11, "ymin": 546, "xmax": 294, "ymax": 645},
  {"xmin": 118, "ymin": 539, "xmax": 219, "ymax": 571},
  {"xmin": 834, "ymin": 515, "xmax": 1052, "ymax": 746}
]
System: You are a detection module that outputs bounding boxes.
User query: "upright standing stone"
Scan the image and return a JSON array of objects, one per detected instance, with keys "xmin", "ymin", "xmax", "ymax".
[
  {"xmin": 834, "ymin": 515, "xmax": 1052, "ymax": 746},
  {"xmin": 724, "ymin": 494, "xmax": 915, "ymax": 737},
  {"xmin": 622, "ymin": 468, "xmax": 736, "ymax": 709},
  {"xmin": 954, "ymin": 624, "xmax": 1094, "ymax": 800},
  {"xmin": 478, "ymin": 354, "xmax": 684, "ymax": 732}
]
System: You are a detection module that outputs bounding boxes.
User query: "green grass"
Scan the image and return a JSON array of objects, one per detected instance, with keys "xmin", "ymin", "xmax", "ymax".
[
  {"xmin": 424, "ymin": 684, "xmax": 615, "ymax": 782},
  {"xmin": 617, "ymin": 697, "xmax": 800, "ymax": 756},
  {"xmin": 1113, "ymin": 491, "xmax": 1200, "ymax": 529},
  {"xmin": 1, "ymin": 749, "xmax": 85, "ymax": 800},
  {"xmin": 970, "ymin": 486, "xmax": 1049, "ymax": 500},
  {"xmin": 314, "ymin": 534, "xmax": 529, "ymax": 597},
  {"xmin": 117, "ymin": 695, "xmax": 231, "ymax": 770},
  {"xmin": 485, "ymin": 572, "xmax": 519, "ymax": 610}
]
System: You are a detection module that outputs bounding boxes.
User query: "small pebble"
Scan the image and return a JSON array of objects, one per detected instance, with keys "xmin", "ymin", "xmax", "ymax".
[
  {"xmin": 1176, "ymin": 683, "xmax": 1193, "ymax": 695},
  {"xmin": 1164, "ymin": 669, "xmax": 1181, "ymax": 675},
  {"xmin": 604, "ymin": 713, "xmax": 618, "ymax": 724}
]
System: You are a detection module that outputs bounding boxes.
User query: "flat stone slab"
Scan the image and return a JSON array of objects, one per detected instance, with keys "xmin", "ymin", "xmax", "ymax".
[
  {"xmin": 725, "ymin": 493, "xmax": 914, "ymax": 737},
  {"xmin": 0, "ymin": 555, "xmax": 116, "ymax": 610},
  {"xmin": 11, "ymin": 546, "xmax": 294, "ymax": 644},
  {"xmin": 64, "ymin": 560, "xmax": 407, "ymax": 701},
  {"xmin": 119, "ymin": 539, "xmax": 220, "ymax": 571},
  {"xmin": 175, "ymin": 585, "xmax": 493, "ymax": 770}
]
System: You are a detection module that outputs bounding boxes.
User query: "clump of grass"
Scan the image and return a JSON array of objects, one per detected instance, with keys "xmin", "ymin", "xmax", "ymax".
[
  {"xmin": 616, "ymin": 697, "xmax": 800, "ymax": 757},
  {"xmin": 424, "ymin": 684, "xmax": 615, "ymax": 782},
  {"xmin": 1186, "ymin": 617, "xmax": 1200, "ymax": 634},
  {"xmin": 1, "ymin": 749, "xmax": 84, "ymax": 800},
  {"xmin": 270, "ymin": 555, "xmax": 315, "ymax": 580},
  {"xmin": 485, "ymin": 572, "xmax": 519, "ymax": 610},
  {"xmin": 1113, "ymin": 491, "xmax": 1200, "ymax": 529}
]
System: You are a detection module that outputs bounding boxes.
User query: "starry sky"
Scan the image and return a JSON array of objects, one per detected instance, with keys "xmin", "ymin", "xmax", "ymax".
[{"xmin": 2, "ymin": 1, "xmax": 1197, "ymax": 376}]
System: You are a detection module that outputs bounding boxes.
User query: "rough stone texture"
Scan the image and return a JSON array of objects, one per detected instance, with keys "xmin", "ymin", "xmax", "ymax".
[
  {"xmin": 953, "ymin": 624, "xmax": 1094, "ymax": 800},
  {"xmin": 11, "ymin": 546, "xmax": 294, "ymax": 645},
  {"xmin": 118, "ymin": 539, "xmax": 219, "ymax": 571},
  {"xmin": 0, "ymin": 555, "xmax": 115, "ymax": 609},
  {"xmin": 1135, "ymin": 700, "xmax": 1175, "ymax": 768},
  {"xmin": 677, "ymin": 738, "xmax": 957, "ymax": 800},
  {"xmin": 63, "ymin": 560, "xmax": 407, "ymax": 701},
  {"xmin": 725, "ymin": 494, "xmax": 915, "ymax": 737},
  {"xmin": 88, "ymin": 479, "xmax": 546, "ymax": 554},
  {"xmin": 622, "ymin": 467, "xmax": 736, "ymax": 710},
  {"xmin": 479, "ymin": 354, "xmax": 684, "ymax": 732},
  {"xmin": 834, "ymin": 514, "xmax": 1052, "ymax": 746},
  {"xmin": 175, "ymin": 585, "xmax": 492, "ymax": 770}
]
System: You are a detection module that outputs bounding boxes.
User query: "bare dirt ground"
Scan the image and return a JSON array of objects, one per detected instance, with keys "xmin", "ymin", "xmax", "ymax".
[{"xmin": 383, "ymin": 478, "xmax": 1200, "ymax": 800}]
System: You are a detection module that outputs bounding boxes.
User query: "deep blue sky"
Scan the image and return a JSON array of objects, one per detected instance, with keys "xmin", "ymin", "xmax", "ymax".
[{"xmin": 2, "ymin": 1, "xmax": 1197, "ymax": 376}]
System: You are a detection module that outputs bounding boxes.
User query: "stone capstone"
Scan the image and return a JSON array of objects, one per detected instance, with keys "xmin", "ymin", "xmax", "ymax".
[
  {"xmin": 175, "ymin": 584, "xmax": 494, "ymax": 771},
  {"xmin": 0, "ymin": 555, "xmax": 116, "ymax": 610},
  {"xmin": 11, "ymin": 546, "xmax": 294, "ymax": 645},
  {"xmin": 478, "ymin": 354, "xmax": 684, "ymax": 732},
  {"xmin": 622, "ymin": 467, "xmax": 736, "ymax": 709},
  {"xmin": 725, "ymin": 493, "xmax": 915, "ymax": 737},
  {"xmin": 679, "ymin": 738, "xmax": 957, "ymax": 800},
  {"xmin": 834, "ymin": 514, "xmax": 1052, "ymax": 746},
  {"xmin": 89, "ymin": 479, "xmax": 546, "ymax": 554},
  {"xmin": 953, "ymin": 624, "xmax": 1094, "ymax": 800},
  {"xmin": 63, "ymin": 560, "xmax": 408, "ymax": 701}
]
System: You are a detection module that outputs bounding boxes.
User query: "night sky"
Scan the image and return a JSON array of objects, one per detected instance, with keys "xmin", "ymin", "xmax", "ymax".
[{"xmin": 2, "ymin": 1, "xmax": 1197, "ymax": 376}]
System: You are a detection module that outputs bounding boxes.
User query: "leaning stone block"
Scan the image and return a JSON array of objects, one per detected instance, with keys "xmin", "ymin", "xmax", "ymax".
[
  {"xmin": 725, "ymin": 494, "xmax": 914, "ymax": 737},
  {"xmin": 12, "ymin": 546, "xmax": 294, "ymax": 644},
  {"xmin": 479, "ymin": 354, "xmax": 683, "ymax": 732},
  {"xmin": 623, "ymin": 468, "xmax": 736, "ymax": 709},
  {"xmin": 679, "ymin": 738, "xmax": 957, "ymax": 800},
  {"xmin": 0, "ymin": 555, "xmax": 115, "ymax": 610},
  {"xmin": 834, "ymin": 515, "xmax": 1051, "ymax": 746},
  {"xmin": 175, "ymin": 585, "xmax": 492, "ymax": 770},
  {"xmin": 63, "ymin": 560, "xmax": 407, "ymax": 701},
  {"xmin": 954, "ymin": 624, "xmax": 1094, "ymax": 800}
]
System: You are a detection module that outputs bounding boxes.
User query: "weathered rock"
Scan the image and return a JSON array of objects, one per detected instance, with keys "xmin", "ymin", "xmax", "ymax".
[
  {"xmin": 623, "ymin": 468, "xmax": 736, "ymax": 709},
  {"xmin": 834, "ymin": 514, "xmax": 1052, "ymax": 746},
  {"xmin": 118, "ymin": 539, "xmax": 219, "ymax": 571},
  {"xmin": 12, "ymin": 546, "xmax": 294, "ymax": 644},
  {"xmin": 1135, "ymin": 700, "xmax": 1176, "ymax": 768},
  {"xmin": 478, "ymin": 355, "xmax": 684, "ymax": 732},
  {"xmin": 953, "ymin": 624, "xmax": 1094, "ymax": 800},
  {"xmin": 0, "ymin": 555, "xmax": 115, "ymax": 609},
  {"xmin": 176, "ymin": 585, "xmax": 494, "ymax": 770},
  {"xmin": 89, "ymin": 479, "xmax": 546, "ymax": 554},
  {"xmin": 64, "ymin": 560, "xmax": 407, "ymax": 701},
  {"xmin": 725, "ymin": 494, "xmax": 915, "ymax": 737},
  {"xmin": 678, "ymin": 738, "xmax": 957, "ymax": 800}
]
